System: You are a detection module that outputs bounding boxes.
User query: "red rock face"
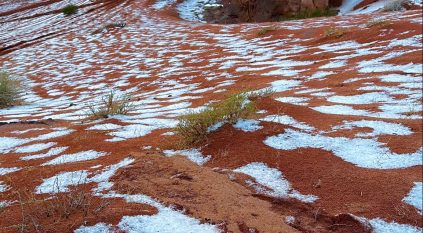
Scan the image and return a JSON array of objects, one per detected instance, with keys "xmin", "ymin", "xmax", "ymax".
[
  {"xmin": 301, "ymin": 0, "xmax": 329, "ymax": 10},
  {"xmin": 205, "ymin": 0, "xmax": 331, "ymax": 23}
]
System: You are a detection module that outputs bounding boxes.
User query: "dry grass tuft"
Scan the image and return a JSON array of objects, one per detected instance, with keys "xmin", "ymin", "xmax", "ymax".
[
  {"xmin": 257, "ymin": 26, "xmax": 277, "ymax": 36},
  {"xmin": 10, "ymin": 185, "xmax": 108, "ymax": 233},
  {"xmin": 324, "ymin": 27, "xmax": 345, "ymax": 38},
  {"xmin": 88, "ymin": 91, "xmax": 132, "ymax": 120},
  {"xmin": 366, "ymin": 18, "xmax": 393, "ymax": 28}
]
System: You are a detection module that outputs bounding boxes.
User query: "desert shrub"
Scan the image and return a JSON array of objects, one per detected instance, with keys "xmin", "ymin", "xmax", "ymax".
[
  {"xmin": 88, "ymin": 91, "xmax": 132, "ymax": 120},
  {"xmin": 11, "ymin": 186, "xmax": 110, "ymax": 232},
  {"xmin": 62, "ymin": 4, "xmax": 78, "ymax": 16},
  {"xmin": 366, "ymin": 18, "xmax": 392, "ymax": 28},
  {"xmin": 0, "ymin": 71, "xmax": 22, "ymax": 108},
  {"xmin": 105, "ymin": 22, "xmax": 126, "ymax": 29},
  {"xmin": 383, "ymin": 0, "xmax": 405, "ymax": 11},
  {"xmin": 257, "ymin": 26, "xmax": 277, "ymax": 36},
  {"xmin": 175, "ymin": 91, "xmax": 260, "ymax": 146},
  {"xmin": 324, "ymin": 27, "xmax": 345, "ymax": 38},
  {"xmin": 281, "ymin": 8, "xmax": 337, "ymax": 21}
]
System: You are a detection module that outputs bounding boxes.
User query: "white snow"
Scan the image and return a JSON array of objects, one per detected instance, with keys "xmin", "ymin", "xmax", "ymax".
[
  {"xmin": 106, "ymin": 118, "xmax": 178, "ymax": 141},
  {"xmin": 0, "ymin": 137, "xmax": 31, "ymax": 154},
  {"xmin": 285, "ymin": 216, "xmax": 295, "ymax": 224},
  {"xmin": 36, "ymin": 170, "xmax": 89, "ymax": 194},
  {"xmin": 347, "ymin": 0, "xmax": 389, "ymax": 15},
  {"xmin": 177, "ymin": 0, "xmax": 219, "ymax": 22},
  {"xmin": 0, "ymin": 182, "xmax": 9, "ymax": 192},
  {"xmin": 332, "ymin": 120, "xmax": 413, "ymax": 137},
  {"xmin": 0, "ymin": 167, "xmax": 21, "ymax": 176},
  {"xmin": 268, "ymin": 80, "xmax": 302, "ymax": 93},
  {"xmin": 11, "ymin": 128, "xmax": 44, "ymax": 134},
  {"xmin": 90, "ymin": 157, "xmax": 135, "ymax": 193},
  {"xmin": 233, "ymin": 119, "xmax": 263, "ymax": 132},
  {"xmin": 95, "ymin": 193, "xmax": 220, "ymax": 233},
  {"xmin": 20, "ymin": 146, "xmax": 68, "ymax": 160},
  {"xmin": 403, "ymin": 182, "xmax": 422, "ymax": 214},
  {"xmin": 153, "ymin": 0, "xmax": 176, "ymax": 10},
  {"xmin": 327, "ymin": 92, "xmax": 394, "ymax": 105},
  {"xmin": 87, "ymin": 123, "xmax": 122, "ymax": 130},
  {"xmin": 260, "ymin": 114, "xmax": 315, "ymax": 132},
  {"xmin": 319, "ymin": 60, "xmax": 346, "ymax": 69},
  {"xmin": 208, "ymin": 122, "xmax": 224, "ymax": 132},
  {"xmin": 354, "ymin": 215, "xmax": 423, "ymax": 233},
  {"xmin": 42, "ymin": 150, "xmax": 108, "ymax": 166},
  {"xmin": 14, "ymin": 142, "xmax": 56, "ymax": 153},
  {"xmin": 312, "ymin": 105, "xmax": 421, "ymax": 119},
  {"xmin": 275, "ymin": 96, "xmax": 309, "ymax": 106},
  {"xmin": 234, "ymin": 162, "xmax": 318, "ymax": 203},
  {"xmin": 163, "ymin": 149, "xmax": 211, "ymax": 165},
  {"xmin": 118, "ymin": 208, "xmax": 219, "ymax": 233},
  {"xmin": 264, "ymin": 129, "xmax": 422, "ymax": 169},
  {"xmin": 338, "ymin": 0, "xmax": 365, "ymax": 15},
  {"xmin": 74, "ymin": 223, "xmax": 113, "ymax": 233}
]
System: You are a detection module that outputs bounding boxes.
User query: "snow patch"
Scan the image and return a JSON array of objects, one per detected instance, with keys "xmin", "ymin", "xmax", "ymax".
[
  {"xmin": 403, "ymin": 182, "xmax": 422, "ymax": 214},
  {"xmin": 260, "ymin": 114, "xmax": 315, "ymax": 132},
  {"xmin": 233, "ymin": 119, "xmax": 263, "ymax": 132},
  {"xmin": 163, "ymin": 149, "xmax": 211, "ymax": 165},
  {"xmin": 42, "ymin": 150, "xmax": 108, "ymax": 166},
  {"xmin": 234, "ymin": 162, "xmax": 318, "ymax": 203},
  {"xmin": 36, "ymin": 170, "xmax": 89, "ymax": 194},
  {"xmin": 332, "ymin": 120, "xmax": 413, "ymax": 137},
  {"xmin": 264, "ymin": 129, "xmax": 422, "ymax": 169}
]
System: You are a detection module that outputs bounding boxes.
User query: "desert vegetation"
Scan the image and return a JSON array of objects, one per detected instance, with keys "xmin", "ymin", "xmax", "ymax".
[
  {"xmin": 324, "ymin": 27, "xmax": 345, "ymax": 38},
  {"xmin": 175, "ymin": 90, "xmax": 272, "ymax": 147},
  {"xmin": 62, "ymin": 4, "xmax": 79, "ymax": 16},
  {"xmin": 0, "ymin": 71, "xmax": 22, "ymax": 108},
  {"xmin": 281, "ymin": 8, "xmax": 337, "ymax": 21},
  {"xmin": 88, "ymin": 91, "xmax": 132, "ymax": 120},
  {"xmin": 10, "ymin": 185, "xmax": 109, "ymax": 232},
  {"xmin": 257, "ymin": 26, "xmax": 277, "ymax": 36},
  {"xmin": 383, "ymin": 0, "xmax": 405, "ymax": 11},
  {"xmin": 366, "ymin": 18, "xmax": 392, "ymax": 28}
]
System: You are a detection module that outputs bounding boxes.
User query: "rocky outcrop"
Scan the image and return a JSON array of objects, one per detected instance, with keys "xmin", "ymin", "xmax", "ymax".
[{"xmin": 204, "ymin": 0, "xmax": 334, "ymax": 23}]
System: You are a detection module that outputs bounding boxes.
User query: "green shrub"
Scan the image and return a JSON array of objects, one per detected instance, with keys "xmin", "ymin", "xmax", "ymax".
[
  {"xmin": 62, "ymin": 4, "xmax": 78, "ymax": 16},
  {"xmin": 175, "ymin": 91, "xmax": 258, "ymax": 147},
  {"xmin": 281, "ymin": 8, "xmax": 337, "ymax": 21},
  {"xmin": 0, "ymin": 71, "xmax": 22, "ymax": 108},
  {"xmin": 88, "ymin": 91, "xmax": 132, "ymax": 119}
]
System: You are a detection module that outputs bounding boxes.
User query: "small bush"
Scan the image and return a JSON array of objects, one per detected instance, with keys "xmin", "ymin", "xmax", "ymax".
[
  {"xmin": 175, "ymin": 91, "xmax": 259, "ymax": 147},
  {"xmin": 383, "ymin": 0, "xmax": 405, "ymax": 11},
  {"xmin": 281, "ymin": 8, "xmax": 337, "ymax": 21},
  {"xmin": 0, "ymin": 71, "xmax": 22, "ymax": 108},
  {"xmin": 324, "ymin": 27, "xmax": 344, "ymax": 38},
  {"xmin": 88, "ymin": 91, "xmax": 132, "ymax": 120},
  {"xmin": 62, "ymin": 4, "xmax": 78, "ymax": 16},
  {"xmin": 257, "ymin": 26, "xmax": 277, "ymax": 36},
  {"xmin": 366, "ymin": 18, "xmax": 392, "ymax": 28}
]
